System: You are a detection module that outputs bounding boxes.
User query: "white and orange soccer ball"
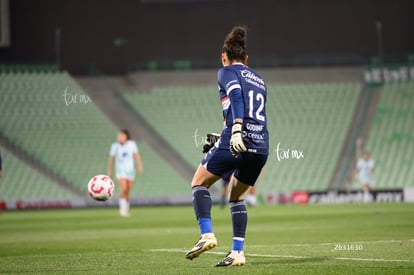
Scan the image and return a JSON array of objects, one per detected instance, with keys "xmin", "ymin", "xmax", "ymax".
[{"xmin": 88, "ymin": 175, "xmax": 115, "ymax": 201}]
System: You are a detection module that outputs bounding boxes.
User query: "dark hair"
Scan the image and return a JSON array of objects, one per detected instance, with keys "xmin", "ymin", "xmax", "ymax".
[
  {"xmin": 120, "ymin": 129, "xmax": 130, "ymax": 140},
  {"xmin": 222, "ymin": 26, "xmax": 248, "ymax": 62}
]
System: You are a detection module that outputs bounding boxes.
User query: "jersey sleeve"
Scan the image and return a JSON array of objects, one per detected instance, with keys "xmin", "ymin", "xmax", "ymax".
[
  {"xmin": 218, "ymin": 68, "xmax": 241, "ymax": 95},
  {"xmin": 109, "ymin": 143, "xmax": 116, "ymax": 156},
  {"xmin": 218, "ymin": 68, "xmax": 244, "ymax": 120}
]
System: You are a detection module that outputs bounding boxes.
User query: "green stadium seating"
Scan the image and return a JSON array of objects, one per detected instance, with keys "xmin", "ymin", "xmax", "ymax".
[
  {"xmin": 0, "ymin": 148, "xmax": 72, "ymax": 200},
  {"xmin": 124, "ymin": 82, "xmax": 361, "ymax": 193},
  {"xmin": 124, "ymin": 86, "xmax": 223, "ymax": 169},
  {"xmin": 133, "ymin": 143, "xmax": 189, "ymax": 196},
  {"xmin": 364, "ymin": 81, "xmax": 414, "ymax": 188},
  {"xmin": 0, "ymin": 67, "xmax": 367, "ymax": 200},
  {"xmin": 0, "ymin": 70, "xmax": 187, "ymax": 199},
  {"xmin": 0, "ymin": 71, "xmax": 117, "ymax": 191},
  {"xmin": 5, "ymin": 66, "xmax": 409, "ymax": 199},
  {"xmin": 264, "ymin": 83, "xmax": 361, "ymax": 192}
]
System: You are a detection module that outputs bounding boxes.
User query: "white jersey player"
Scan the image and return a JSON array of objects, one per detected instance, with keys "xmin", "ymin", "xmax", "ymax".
[
  {"xmin": 108, "ymin": 130, "xmax": 143, "ymax": 217},
  {"xmin": 357, "ymin": 152, "xmax": 374, "ymax": 203}
]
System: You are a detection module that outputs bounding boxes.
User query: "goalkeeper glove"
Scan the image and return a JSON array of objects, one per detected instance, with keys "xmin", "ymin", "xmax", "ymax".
[
  {"xmin": 202, "ymin": 133, "xmax": 221, "ymax": 153},
  {"xmin": 230, "ymin": 122, "xmax": 247, "ymax": 157}
]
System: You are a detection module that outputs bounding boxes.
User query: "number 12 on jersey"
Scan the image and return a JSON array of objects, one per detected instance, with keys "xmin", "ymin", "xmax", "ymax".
[{"xmin": 248, "ymin": 90, "xmax": 265, "ymax": 122}]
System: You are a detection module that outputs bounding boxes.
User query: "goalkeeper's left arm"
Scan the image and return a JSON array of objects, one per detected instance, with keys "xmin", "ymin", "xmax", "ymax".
[{"xmin": 228, "ymin": 88, "xmax": 247, "ymax": 157}]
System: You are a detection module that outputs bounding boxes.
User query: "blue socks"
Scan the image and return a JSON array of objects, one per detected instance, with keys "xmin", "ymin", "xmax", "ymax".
[
  {"xmin": 230, "ymin": 200, "xmax": 247, "ymax": 251},
  {"xmin": 192, "ymin": 186, "xmax": 248, "ymax": 252},
  {"xmin": 232, "ymin": 237, "xmax": 245, "ymax": 251},
  {"xmin": 198, "ymin": 218, "xmax": 212, "ymax": 235},
  {"xmin": 192, "ymin": 186, "xmax": 212, "ymax": 235}
]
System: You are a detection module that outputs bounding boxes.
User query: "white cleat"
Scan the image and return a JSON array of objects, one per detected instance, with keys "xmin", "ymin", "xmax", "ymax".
[
  {"xmin": 214, "ymin": 251, "xmax": 246, "ymax": 267},
  {"xmin": 185, "ymin": 234, "xmax": 217, "ymax": 260}
]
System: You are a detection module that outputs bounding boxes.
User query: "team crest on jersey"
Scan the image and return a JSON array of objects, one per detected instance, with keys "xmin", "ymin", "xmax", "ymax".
[{"xmin": 221, "ymin": 96, "xmax": 230, "ymax": 110}]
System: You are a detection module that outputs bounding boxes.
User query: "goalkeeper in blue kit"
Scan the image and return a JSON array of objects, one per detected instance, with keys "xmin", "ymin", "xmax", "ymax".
[{"xmin": 185, "ymin": 26, "xmax": 269, "ymax": 267}]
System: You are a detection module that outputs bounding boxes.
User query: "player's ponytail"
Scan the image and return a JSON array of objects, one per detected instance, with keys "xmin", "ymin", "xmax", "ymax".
[{"xmin": 222, "ymin": 26, "xmax": 248, "ymax": 62}]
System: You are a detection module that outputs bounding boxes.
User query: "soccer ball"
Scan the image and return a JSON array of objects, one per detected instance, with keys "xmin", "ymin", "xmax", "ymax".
[{"xmin": 88, "ymin": 175, "xmax": 115, "ymax": 201}]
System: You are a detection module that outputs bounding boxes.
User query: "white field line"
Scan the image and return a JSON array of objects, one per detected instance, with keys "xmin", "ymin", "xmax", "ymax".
[
  {"xmin": 147, "ymin": 239, "xmax": 414, "ymax": 264},
  {"xmin": 334, "ymin": 257, "xmax": 413, "ymax": 263},
  {"xmin": 147, "ymin": 248, "xmax": 310, "ymax": 259},
  {"xmin": 248, "ymin": 239, "xmax": 414, "ymax": 248}
]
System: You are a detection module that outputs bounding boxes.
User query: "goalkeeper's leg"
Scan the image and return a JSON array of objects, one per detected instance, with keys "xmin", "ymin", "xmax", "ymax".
[
  {"xmin": 185, "ymin": 165, "xmax": 220, "ymax": 260},
  {"xmin": 214, "ymin": 178, "xmax": 249, "ymax": 267},
  {"xmin": 215, "ymin": 153, "xmax": 267, "ymax": 267}
]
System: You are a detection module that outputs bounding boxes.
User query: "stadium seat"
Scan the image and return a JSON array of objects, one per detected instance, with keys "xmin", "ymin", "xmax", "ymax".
[
  {"xmin": 0, "ymin": 69, "xmax": 187, "ymax": 199},
  {"xmin": 364, "ymin": 81, "xmax": 414, "ymax": 189},
  {"xmin": 0, "ymin": 148, "xmax": 73, "ymax": 200},
  {"xmin": 124, "ymin": 82, "xmax": 361, "ymax": 193}
]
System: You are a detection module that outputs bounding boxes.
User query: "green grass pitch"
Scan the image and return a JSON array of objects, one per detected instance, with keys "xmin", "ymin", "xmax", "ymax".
[{"xmin": 0, "ymin": 203, "xmax": 413, "ymax": 274}]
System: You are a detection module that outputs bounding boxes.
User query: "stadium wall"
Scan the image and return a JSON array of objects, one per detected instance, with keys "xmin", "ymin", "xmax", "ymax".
[
  {"xmin": 2, "ymin": 188, "xmax": 414, "ymax": 210},
  {"xmin": 0, "ymin": 0, "xmax": 413, "ymax": 74},
  {"xmin": 127, "ymin": 66, "xmax": 365, "ymax": 90}
]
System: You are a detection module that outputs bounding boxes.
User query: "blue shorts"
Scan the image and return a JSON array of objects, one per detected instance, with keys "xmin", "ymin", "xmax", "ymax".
[{"xmin": 201, "ymin": 147, "xmax": 268, "ymax": 186}]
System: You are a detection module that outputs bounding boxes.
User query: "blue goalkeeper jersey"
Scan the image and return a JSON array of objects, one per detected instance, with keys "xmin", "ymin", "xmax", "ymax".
[{"xmin": 217, "ymin": 63, "xmax": 269, "ymax": 155}]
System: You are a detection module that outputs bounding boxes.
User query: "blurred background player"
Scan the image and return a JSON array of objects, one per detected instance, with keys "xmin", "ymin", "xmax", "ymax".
[
  {"xmin": 185, "ymin": 26, "xmax": 269, "ymax": 267},
  {"xmin": 245, "ymin": 169, "xmax": 266, "ymax": 206},
  {"xmin": 0, "ymin": 149, "xmax": 2, "ymax": 177},
  {"xmin": 220, "ymin": 176, "xmax": 231, "ymax": 209},
  {"xmin": 357, "ymin": 151, "xmax": 375, "ymax": 203},
  {"xmin": 245, "ymin": 185, "xmax": 258, "ymax": 206},
  {"xmin": 222, "ymin": 176, "xmax": 258, "ymax": 208},
  {"xmin": 108, "ymin": 129, "xmax": 143, "ymax": 217}
]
